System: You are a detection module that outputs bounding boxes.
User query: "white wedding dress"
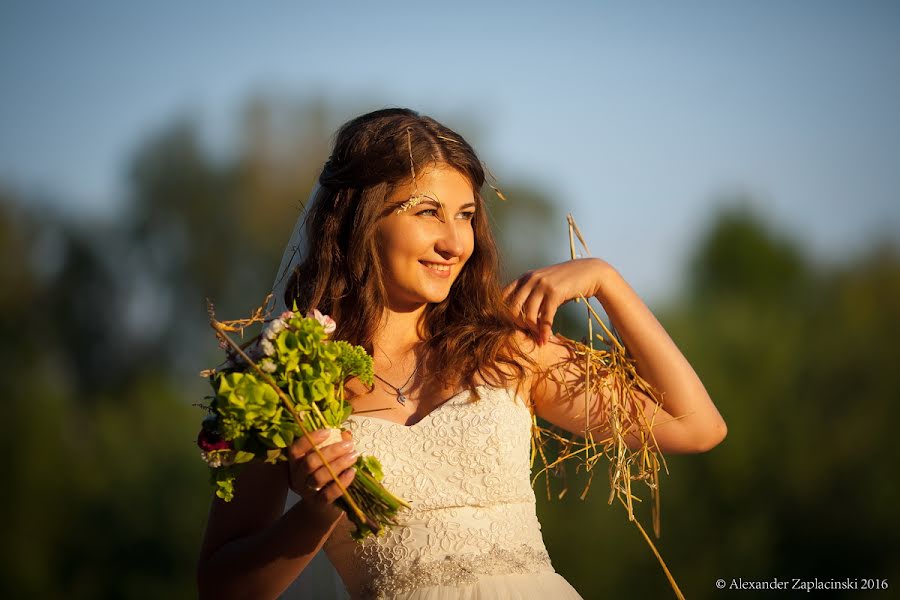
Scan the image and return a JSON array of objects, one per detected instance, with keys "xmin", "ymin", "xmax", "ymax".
[{"xmin": 281, "ymin": 384, "xmax": 583, "ymax": 599}]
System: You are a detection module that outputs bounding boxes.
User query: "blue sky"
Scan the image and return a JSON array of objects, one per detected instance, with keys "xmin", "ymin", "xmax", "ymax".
[{"xmin": 2, "ymin": 0, "xmax": 898, "ymax": 303}]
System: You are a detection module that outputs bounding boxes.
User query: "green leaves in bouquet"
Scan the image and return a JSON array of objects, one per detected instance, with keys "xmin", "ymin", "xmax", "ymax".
[
  {"xmin": 332, "ymin": 340, "xmax": 374, "ymax": 387},
  {"xmin": 275, "ymin": 318, "xmax": 371, "ymax": 381},
  {"xmin": 270, "ymin": 318, "xmax": 372, "ymax": 425},
  {"xmin": 214, "ymin": 372, "xmax": 300, "ymax": 451},
  {"xmin": 211, "ymin": 467, "xmax": 237, "ymax": 502},
  {"xmin": 203, "ymin": 305, "xmax": 381, "ymax": 515},
  {"xmin": 274, "ymin": 316, "xmax": 320, "ymax": 373},
  {"xmin": 361, "ymin": 455, "xmax": 384, "ymax": 481}
]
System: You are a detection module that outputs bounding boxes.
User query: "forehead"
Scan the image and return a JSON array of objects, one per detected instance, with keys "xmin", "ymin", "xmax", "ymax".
[{"xmin": 387, "ymin": 166, "xmax": 476, "ymax": 209}]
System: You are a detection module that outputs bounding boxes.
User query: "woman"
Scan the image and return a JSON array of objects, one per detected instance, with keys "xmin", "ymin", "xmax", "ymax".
[{"xmin": 197, "ymin": 108, "xmax": 728, "ymax": 599}]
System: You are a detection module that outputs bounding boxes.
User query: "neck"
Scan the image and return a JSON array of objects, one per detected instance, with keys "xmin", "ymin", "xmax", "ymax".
[{"xmin": 373, "ymin": 304, "xmax": 426, "ymax": 359}]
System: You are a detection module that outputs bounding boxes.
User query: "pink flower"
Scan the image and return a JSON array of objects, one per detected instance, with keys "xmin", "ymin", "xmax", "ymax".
[
  {"xmin": 306, "ymin": 308, "xmax": 336, "ymax": 334},
  {"xmin": 280, "ymin": 310, "xmax": 294, "ymax": 321}
]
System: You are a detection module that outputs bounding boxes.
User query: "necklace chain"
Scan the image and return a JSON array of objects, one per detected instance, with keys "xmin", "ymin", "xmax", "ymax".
[{"xmin": 373, "ymin": 362, "xmax": 419, "ymax": 406}]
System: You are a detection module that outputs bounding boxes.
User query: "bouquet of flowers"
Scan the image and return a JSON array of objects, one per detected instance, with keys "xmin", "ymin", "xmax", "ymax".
[{"xmin": 197, "ymin": 302, "xmax": 410, "ymax": 540}]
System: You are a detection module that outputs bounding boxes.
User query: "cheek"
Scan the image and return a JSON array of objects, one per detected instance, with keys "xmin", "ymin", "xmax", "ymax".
[
  {"xmin": 379, "ymin": 226, "xmax": 424, "ymax": 269},
  {"xmin": 462, "ymin": 225, "xmax": 476, "ymax": 261}
]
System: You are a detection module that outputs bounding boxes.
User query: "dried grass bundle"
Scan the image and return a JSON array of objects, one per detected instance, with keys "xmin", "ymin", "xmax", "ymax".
[{"xmin": 526, "ymin": 214, "xmax": 684, "ymax": 599}]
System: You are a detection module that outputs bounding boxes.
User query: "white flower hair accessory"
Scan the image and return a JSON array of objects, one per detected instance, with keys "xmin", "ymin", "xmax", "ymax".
[{"xmin": 395, "ymin": 194, "xmax": 427, "ymax": 215}]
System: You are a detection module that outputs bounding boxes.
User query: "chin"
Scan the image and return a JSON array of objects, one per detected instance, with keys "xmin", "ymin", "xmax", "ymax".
[
  {"xmin": 413, "ymin": 285, "xmax": 454, "ymax": 305},
  {"xmin": 418, "ymin": 287, "xmax": 451, "ymax": 304},
  {"xmin": 390, "ymin": 273, "xmax": 461, "ymax": 306}
]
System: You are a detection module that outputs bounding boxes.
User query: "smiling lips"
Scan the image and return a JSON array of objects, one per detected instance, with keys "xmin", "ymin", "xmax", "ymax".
[{"xmin": 420, "ymin": 261, "xmax": 452, "ymax": 278}]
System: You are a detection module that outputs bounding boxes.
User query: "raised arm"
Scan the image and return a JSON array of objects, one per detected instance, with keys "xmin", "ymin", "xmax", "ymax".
[{"xmin": 504, "ymin": 258, "xmax": 727, "ymax": 454}]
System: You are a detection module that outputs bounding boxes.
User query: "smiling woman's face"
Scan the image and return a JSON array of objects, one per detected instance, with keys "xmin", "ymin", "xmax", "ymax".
[{"xmin": 375, "ymin": 165, "xmax": 477, "ymax": 310}]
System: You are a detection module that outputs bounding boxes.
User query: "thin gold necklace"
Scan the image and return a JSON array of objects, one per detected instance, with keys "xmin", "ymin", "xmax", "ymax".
[{"xmin": 372, "ymin": 362, "xmax": 419, "ymax": 406}]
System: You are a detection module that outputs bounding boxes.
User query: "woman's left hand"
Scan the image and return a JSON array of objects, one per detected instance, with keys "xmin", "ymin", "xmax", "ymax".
[{"xmin": 502, "ymin": 258, "xmax": 612, "ymax": 345}]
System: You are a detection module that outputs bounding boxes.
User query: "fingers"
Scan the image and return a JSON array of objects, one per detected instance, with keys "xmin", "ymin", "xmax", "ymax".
[
  {"xmin": 521, "ymin": 286, "xmax": 543, "ymax": 330},
  {"xmin": 288, "ymin": 428, "xmax": 334, "ymax": 460},
  {"xmin": 537, "ymin": 294, "xmax": 558, "ymax": 345},
  {"xmin": 287, "ymin": 429, "xmax": 359, "ymax": 504},
  {"xmin": 318, "ymin": 466, "xmax": 357, "ymax": 504},
  {"xmin": 503, "ymin": 269, "xmax": 536, "ymax": 303},
  {"xmin": 306, "ymin": 440, "xmax": 360, "ymax": 481},
  {"xmin": 502, "ymin": 273, "xmax": 522, "ymax": 298},
  {"xmin": 508, "ymin": 278, "xmax": 557, "ymax": 346}
]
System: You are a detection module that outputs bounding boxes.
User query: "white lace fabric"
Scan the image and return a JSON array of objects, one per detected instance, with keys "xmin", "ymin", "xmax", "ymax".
[{"xmin": 323, "ymin": 385, "xmax": 583, "ymax": 600}]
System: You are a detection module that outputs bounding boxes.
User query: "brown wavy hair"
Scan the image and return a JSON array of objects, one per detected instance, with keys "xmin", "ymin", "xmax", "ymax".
[{"xmin": 284, "ymin": 107, "xmax": 537, "ymax": 400}]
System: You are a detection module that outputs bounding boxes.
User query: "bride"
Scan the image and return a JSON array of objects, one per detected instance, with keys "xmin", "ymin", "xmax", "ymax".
[{"xmin": 196, "ymin": 108, "xmax": 727, "ymax": 599}]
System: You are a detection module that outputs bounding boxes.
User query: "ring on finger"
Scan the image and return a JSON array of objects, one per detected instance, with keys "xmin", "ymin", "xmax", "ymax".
[{"xmin": 305, "ymin": 475, "xmax": 322, "ymax": 492}]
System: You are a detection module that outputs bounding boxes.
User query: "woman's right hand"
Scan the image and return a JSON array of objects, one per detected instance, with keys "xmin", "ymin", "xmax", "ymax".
[{"xmin": 287, "ymin": 428, "xmax": 359, "ymax": 520}]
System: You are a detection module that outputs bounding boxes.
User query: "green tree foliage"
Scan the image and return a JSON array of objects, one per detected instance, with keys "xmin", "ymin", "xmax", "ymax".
[
  {"xmin": 0, "ymin": 195, "xmax": 208, "ymax": 598},
  {"xmin": 537, "ymin": 200, "xmax": 900, "ymax": 598},
  {"xmin": 0, "ymin": 97, "xmax": 562, "ymax": 598},
  {"xmin": 3, "ymin": 99, "xmax": 896, "ymax": 598}
]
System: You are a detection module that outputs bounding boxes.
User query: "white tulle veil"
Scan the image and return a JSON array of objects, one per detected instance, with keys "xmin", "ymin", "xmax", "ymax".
[
  {"xmin": 269, "ymin": 181, "xmax": 320, "ymax": 317},
  {"xmin": 272, "ymin": 181, "xmax": 350, "ymax": 599}
]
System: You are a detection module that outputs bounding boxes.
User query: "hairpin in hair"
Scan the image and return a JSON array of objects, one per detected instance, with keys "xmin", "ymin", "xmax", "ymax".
[{"xmin": 395, "ymin": 194, "xmax": 426, "ymax": 214}]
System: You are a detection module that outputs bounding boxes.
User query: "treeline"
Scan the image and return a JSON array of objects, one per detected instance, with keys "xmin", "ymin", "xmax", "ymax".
[
  {"xmin": 540, "ymin": 204, "xmax": 900, "ymax": 598},
  {"xmin": 1, "ymin": 99, "xmax": 897, "ymax": 598}
]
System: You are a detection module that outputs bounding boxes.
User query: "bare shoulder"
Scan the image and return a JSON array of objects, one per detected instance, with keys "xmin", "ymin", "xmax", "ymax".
[
  {"xmin": 505, "ymin": 329, "xmax": 579, "ymax": 402},
  {"xmin": 508, "ymin": 329, "xmax": 577, "ymax": 373}
]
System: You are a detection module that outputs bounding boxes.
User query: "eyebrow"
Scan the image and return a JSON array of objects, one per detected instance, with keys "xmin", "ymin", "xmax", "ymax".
[{"xmin": 414, "ymin": 198, "xmax": 477, "ymax": 211}]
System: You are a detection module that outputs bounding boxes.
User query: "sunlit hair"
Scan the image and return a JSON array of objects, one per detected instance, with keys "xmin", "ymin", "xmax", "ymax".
[{"xmin": 284, "ymin": 107, "xmax": 536, "ymax": 398}]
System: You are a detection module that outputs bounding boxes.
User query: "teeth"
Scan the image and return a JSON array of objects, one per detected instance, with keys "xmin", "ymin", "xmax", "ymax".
[{"xmin": 423, "ymin": 262, "xmax": 450, "ymax": 272}]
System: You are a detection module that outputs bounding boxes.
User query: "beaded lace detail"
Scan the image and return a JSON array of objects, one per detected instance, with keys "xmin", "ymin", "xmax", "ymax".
[
  {"xmin": 323, "ymin": 385, "xmax": 557, "ymax": 599},
  {"xmin": 363, "ymin": 544, "xmax": 553, "ymax": 599}
]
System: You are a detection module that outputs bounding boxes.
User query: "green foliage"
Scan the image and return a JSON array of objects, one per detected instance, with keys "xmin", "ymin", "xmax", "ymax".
[
  {"xmin": 204, "ymin": 312, "xmax": 374, "ymax": 501},
  {"xmin": 4, "ymin": 98, "xmax": 897, "ymax": 598},
  {"xmin": 212, "ymin": 467, "xmax": 237, "ymax": 502},
  {"xmin": 215, "ymin": 372, "xmax": 284, "ymax": 441},
  {"xmin": 538, "ymin": 205, "xmax": 900, "ymax": 598},
  {"xmin": 361, "ymin": 455, "xmax": 385, "ymax": 482},
  {"xmin": 332, "ymin": 340, "xmax": 375, "ymax": 387}
]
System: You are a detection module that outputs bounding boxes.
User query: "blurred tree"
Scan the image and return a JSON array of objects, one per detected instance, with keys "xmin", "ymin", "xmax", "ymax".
[
  {"xmin": 537, "ymin": 201, "xmax": 899, "ymax": 598},
  {"xmin": 10, "ymin": 97, "xmax": 895, "ymax": 599},
  {"xmin": 0, "ymin": 96, "xmax": 563, "ymax": 598},
  {"xmin": 483, "ymin": 182, "xmax": 560, "ymax": 282},
  {"xmin": 688, "ymin": 195, "xmax": 813, "ymax": 307}
]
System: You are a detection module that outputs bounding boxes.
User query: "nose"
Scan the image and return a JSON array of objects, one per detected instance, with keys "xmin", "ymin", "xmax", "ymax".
[{"xmin": 434, "ymin": 218, "xmax": 465, "ymax": 258}]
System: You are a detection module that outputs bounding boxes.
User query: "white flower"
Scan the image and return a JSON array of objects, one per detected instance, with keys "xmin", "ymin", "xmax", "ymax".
[
  {"xmin": 201, "ymin": 450, "xmax": 235, "ymax": 468},
  {"xmin": 260, "ymin": 358, "xmax": 277, "ymax": 373},
  {"xmin": 262, "ymin": 318, "xmax": 286, "ymax": 340},
  {"xmin": 260, "ymin": 338, "xmax": 275, "ymax": 356},
  {"xmin": 306, "ymin": 308, "xmax": 336, "ymax": 334}
]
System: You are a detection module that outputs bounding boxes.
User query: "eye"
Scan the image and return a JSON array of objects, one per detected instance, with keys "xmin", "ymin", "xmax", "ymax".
[{"xmin": 414, "ymin": 209, "xmax": 476, "ymax": 221}]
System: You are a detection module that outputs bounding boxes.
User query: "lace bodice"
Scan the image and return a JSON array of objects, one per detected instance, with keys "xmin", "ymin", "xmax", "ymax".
[{"xmin": 323, "ymin": 385, "xmax": 557, "ymax": 599}]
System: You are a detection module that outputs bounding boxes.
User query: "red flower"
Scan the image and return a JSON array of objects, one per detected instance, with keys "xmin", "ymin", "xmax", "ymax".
[{"xmin": 197, "ymin": 428, "xmax": 232, "ymax": 452}]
